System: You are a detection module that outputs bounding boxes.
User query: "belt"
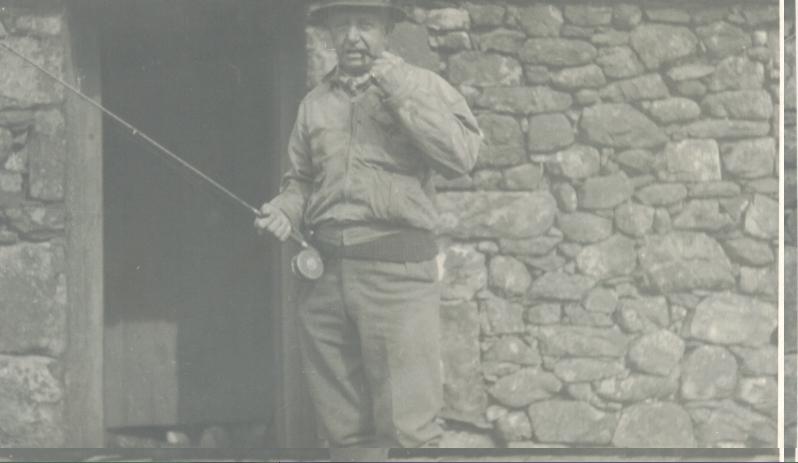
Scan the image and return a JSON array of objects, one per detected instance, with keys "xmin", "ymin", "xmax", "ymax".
[{"xmin": 311, "ymin": 228, "xmax": 438, "ymax": 263}]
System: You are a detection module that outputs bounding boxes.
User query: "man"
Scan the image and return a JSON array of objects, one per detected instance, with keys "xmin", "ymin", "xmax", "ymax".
[{"xmin": 255, "ymin": 0, "xmax": 482, "ymax": 457}]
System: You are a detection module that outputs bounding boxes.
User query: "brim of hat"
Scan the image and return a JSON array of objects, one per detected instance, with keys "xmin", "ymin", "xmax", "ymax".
[{"xmin": 308, "ymin": 2, "xmax": 407, "ymax": 24}]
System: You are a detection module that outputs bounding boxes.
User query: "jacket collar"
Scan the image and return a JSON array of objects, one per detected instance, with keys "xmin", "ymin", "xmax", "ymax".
[{"xmin": 325, "ymin": 66, "xmax": 374, "ymax": 96}]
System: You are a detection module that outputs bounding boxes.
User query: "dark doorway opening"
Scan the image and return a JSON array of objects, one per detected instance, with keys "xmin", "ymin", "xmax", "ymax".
[{"xmin": 98, "ymin": 0, "xmax": 297, "ymax": 447}]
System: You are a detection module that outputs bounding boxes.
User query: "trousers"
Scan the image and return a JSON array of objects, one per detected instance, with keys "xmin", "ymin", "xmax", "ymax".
[{"xmin": 296, "ymin": 257, "xmax": 444, "ymax": 456}]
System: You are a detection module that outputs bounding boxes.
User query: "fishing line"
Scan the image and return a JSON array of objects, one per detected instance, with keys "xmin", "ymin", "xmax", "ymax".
[{"xmin": 0, "ymin": 40, "xmax": 315, "ymax": 250}]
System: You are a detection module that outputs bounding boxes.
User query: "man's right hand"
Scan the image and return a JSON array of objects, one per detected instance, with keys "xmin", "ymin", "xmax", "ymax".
[{"xmin": 255, "ymin": 203, "xmax": 292, "ymax": 242}]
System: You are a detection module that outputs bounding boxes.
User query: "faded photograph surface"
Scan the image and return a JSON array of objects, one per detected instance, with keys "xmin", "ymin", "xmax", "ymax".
[{"xmin": 0, "ymin": 0, "xmax": 789, "ymax": 461}]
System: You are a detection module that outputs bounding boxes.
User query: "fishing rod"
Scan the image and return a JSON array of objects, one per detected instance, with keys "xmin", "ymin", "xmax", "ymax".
[{"xmin": 0, "ymin": 41, "xmax": 324, "ymax": 280}]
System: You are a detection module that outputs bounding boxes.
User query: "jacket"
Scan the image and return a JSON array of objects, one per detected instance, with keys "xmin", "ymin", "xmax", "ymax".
[{"xmin": 270, "ymin": 58, "xmax": 482, "ymax": 246}]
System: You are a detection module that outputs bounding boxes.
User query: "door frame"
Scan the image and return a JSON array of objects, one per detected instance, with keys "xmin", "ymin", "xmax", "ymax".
[{"xmin": 62, "ymin": 0, "xmax": 313, "ymax": 448}]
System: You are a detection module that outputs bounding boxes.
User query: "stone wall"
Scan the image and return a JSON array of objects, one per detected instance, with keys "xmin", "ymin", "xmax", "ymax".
[
  {"xmin": 0, "ymin": 3, "xmax": 67, "ymax": 447},
  {"xmin": 309, "ymin": 0, "xmax": 781, "ymax": 448}
]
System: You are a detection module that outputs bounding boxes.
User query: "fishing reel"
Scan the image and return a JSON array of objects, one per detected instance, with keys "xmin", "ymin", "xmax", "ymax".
[{"xmin": 291, "ymin": 241, "xmax": 324, "ymax": 281}]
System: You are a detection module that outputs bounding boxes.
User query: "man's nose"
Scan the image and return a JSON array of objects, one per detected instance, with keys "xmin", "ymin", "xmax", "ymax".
[{"xmin": 345, "ymin": 25, "xmax": 361, "ymax": 43}]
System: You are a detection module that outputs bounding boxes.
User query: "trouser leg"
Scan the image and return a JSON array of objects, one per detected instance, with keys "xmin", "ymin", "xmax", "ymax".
[
  {"xmin": 296, "ymin": 259, "xmax": 375, "ymax": 448},
  {"xmin": 343, "ymin": 259, "xmax": 444, "ymax": 449}
]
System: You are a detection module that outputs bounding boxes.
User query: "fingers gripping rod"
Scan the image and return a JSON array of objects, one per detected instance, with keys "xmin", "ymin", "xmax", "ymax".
[{"xmin": 0, "ymin": 41, "xmax": 312, "ymax": 249}]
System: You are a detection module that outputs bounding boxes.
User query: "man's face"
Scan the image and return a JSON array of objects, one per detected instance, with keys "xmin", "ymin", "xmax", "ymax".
[{"xmin": 326, "ymin": 8, "xmax": 390, "ymax": 75}]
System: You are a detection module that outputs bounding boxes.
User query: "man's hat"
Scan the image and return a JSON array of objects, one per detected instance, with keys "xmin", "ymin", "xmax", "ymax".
[{"xmin": 308, "ymin": 0, "xmax": 407, "ymax": 24}]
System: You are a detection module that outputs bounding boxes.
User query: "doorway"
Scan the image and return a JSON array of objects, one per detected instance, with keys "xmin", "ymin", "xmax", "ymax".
[{"xmin": 98, "ymin": 0, "xmax": 301, "ymax": 447}]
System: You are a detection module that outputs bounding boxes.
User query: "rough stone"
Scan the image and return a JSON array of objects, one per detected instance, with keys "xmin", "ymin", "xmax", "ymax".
[
  {"xmin": 673, "ymin": 200, "xmax": 734, "ymax": 232},
  {"xmin": 600, "ymin": 74, "xmax": 670, "ymax": 103},
  {"xmin": 465, "ymin": 3, "xmax": 506, "ymax": 27},
  {"xmin": 667, "ymin": 63, "xmax": 715, "ymax": 81},
  {"xmin": 687, "ymin": 399, "xmax": 776, "ymax": 447},
  {"xmin": 525, "ymin": 303, "xmax": 562, "ymax": 326},
  {"xmin": 576, "ymin": 235, "xmax": 636, "ymax": 280},
  {"xmin": 730, "ymin": 346, "xmax": 777, "ymax": 376},
  {"xmin": 28, "ymin": 109, "xmax": 66, "ymax": 201},
  {"xmin": 475, "ymin": 29, "xmax": 524, "ymax": 55},
  {"xmin": 441, "ymin": 300, "xmax": 487, "ymax": 425},
  {"xmin": 484, "ymin": 336, "xmax": 541, "ymax": 367},
  {"xmin": 681, "ymin": 345, "xmax": 738, "ymax": 400},
  {"xmin": 674, "ymin": 120, "xmax": 771, "ymax": 140},
  {"xmin": 0, "ymin": 242, "xmax": 65, "ymax": 356},
  {"xmin": 580, "ymin": 104, "xmax": 667, "ymax": 149},
  {"xmin": 688, "ymin": 293, "xmax": 776, "ymax": 346},
  {"xmin": 523, "ymin": 252, "xmax": 567, "ymax": 272},
  {"xmin": 675, "ymin": 80, "xmax": 707, "ymax": 98},
  {"xmin": 13, "ymin": 15, "xmax": 63, "ymax": 36},
  {"xmin": 448, "ymin": 52, "xmax": 522, "ymax": 87},
  {"xmin": 687, "ymin": 181, "xmax": 741, "ymax": 198},
  {"xmin": 612, "ymin": 4, "xmax": 642, "ymax": 29},
  {"xmin": 736, "ymin": 377, "xmax": 776, "ymax": 418},
  {"xmin": 553, "ymin": 358, "xmax": 625, "ymax": 382},
  {"xmin": 547, "ymin": 145, "xmax": 600, "ymax": 180},
  {"xmin": 564, "ymin": 5, "xmax": 612, "ymax": 26},
  {"xmin": 527, "ymin": 400, "xmax": 617, "ymax": 444},
  {"xmin": 722, "ymin": 238, "xmax": 774, "ymax": 266},
  {"xmin": 489, "ymin": 256, "xmax": 531, "ymax": 297},
  {"xmin": 591, "ymin": 30, "xmax": 630, "ymax": 47},
  {"xmin": 612, "ymin": 402, "xmax": 696, "ymax": 448},
  {"xmin": 563, "ymin": 303, "xmax": 614, "ymax": 327},
  {"xmin": 645, "ymin": 7, "xmax": 690, "ymax": 23},
  {"xmin": 527, "ymin": 114, "xmax": 574, "ymax": 153},
  {"xmin": 696, "ymin": 21, "xmax": 752, "ymax": 59},
  {"xmin": 614, "ymin": 203, "xmax": 654, "ymax": 237},
  {"xmin": 502, "ymin": 164, "xmax": 544, "ymax": 191},
  {"xmin": 528, "ymin": 272, "xmax": 597, "ymax": 302},
  {"xmin": 476, "ymin": 113, "xmax": 524, "ymax": 167},
  {"xmin": 472, "ymin": 169, "xmax": 504, "ymax": 189},
  {"xmin": 647, "ymin": 98, "xmax": 701, "ymax": 124},
  {"xmin": 583, "ymin": 287, "xmax": 618, "ymax": 314},
  {"xmin": 739, "ymin": 265, "xmax": 777, "ymax": 300},
  {"xmin": 702, "ymin": 91, "xmax": 773, "ymax": 121},
  {"xmin": 550, "ymin": 65, "xmax": 605, "ymax": 90},
  {"xmin": 0, "ymin": 355, "xmax": 64, "ymax": 447},
  {"xmin": 476, "ymin": 86, "xmax": 572, "ymax": 115},
  {"xmin": 720, "ymin": 138, "xmax": 775, "ymax": 180},
  {"xmin": 615, "ymin": 149, "xmax": 655, "ymax": 174},
  {"xmin": 708, "ymin": 56, "xmax": 765, "ymax": 92},
  {"xmin": 437, "ymin": 191, "xmax": 557, "ymax": 239},
  {"xmin": 480, "ymin": 296, "xmax": 525, "ymax": 336},
  {"xmin": 430, "ymin": 31, "xmax": 472, "ymax": 52},
  {"xmin": 628, "ymin": 329, "xmax": 684, "ymax": 376},
  {"xmin": 552, "ymin": 183, "xmax": 578, "ymax": 212},
  {"xmin": 578, "ymin": 173, "xmax": 633, "ymax": 210},
  {"xmin": 638, "ymin": 232, "xmax": 734, "ymax": 293},
  {"xmin": 519, "ymin": 39, "xmax": 597, "ymax": 67},
  {"xmin": 523, "ymin": 65, "xmax": 550, "ymax": 85},
  {"xmin": 439, "ymin": 430, "xmax": 496, "ymax": 448},
  {"xmin": 659, "ymin": 140, "xmax": 721, "ymax": 182},
  {"xmin": 617, "ymin": 297, "xmax": 670, "ymax": 333},
  {"xmin": 426, "ymin": 8, "xmax": 471, "ymax": 31},
  {"xmin": 595, "ymin": 370, "xmax": 679, "ymax": 403},
  {"xmin": 488, "ymin": 368, "xmax": 562, "ymax": 408},
  {"xmin": 745, "ymin": 178, "xmax": 778, "ymax": 195},
  {"xmin": 557, "ymin": 213, "xmax": 612, "ymax": 244},
  {"xmin": 441, "ymin": 243, "xmax": 487, "ymax": 301},
  {"xmin": 594, "ymin": 46, "xmax": 644, "ymax": 79},
  {"xmin": 744, "ymin": 194, "xmax": 777, "ymax": 239},
  {"xmin": 499, "ymin": 236, "xmax": 561, "ymax": 257},
  {"xmin": 389, "ymin": 22, "xmax": 442, "ymax": 72},
  {"xmin": 495, "ymin": 411, "xmax": 533, "ymax": 443},
  {"xmin": 3, "ymin": 203, "xmax": 64, "ymax": 239},
  {"xmin": 533, "ymin": 325, "xmax": 627, "ymax": 357},
  {"xmin": 0, "ymin": 37, "xmax": 64, "ymax": 109},
  {"xmin": 630, "ymin": 24, "xmax": 697, "ymax": 69},
  {"xmin": 513, "ymin": 5, "xmax": 563, "ymax": 37}
]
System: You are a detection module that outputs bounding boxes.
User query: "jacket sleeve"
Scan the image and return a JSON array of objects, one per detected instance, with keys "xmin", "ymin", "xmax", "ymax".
[
  {"xmin": 378, "ymin": 67, "xmax": 483, "ymax": 180},
  {"xmin": 268, "ymin": 101, "xmax": 313, "ymax": 229}
]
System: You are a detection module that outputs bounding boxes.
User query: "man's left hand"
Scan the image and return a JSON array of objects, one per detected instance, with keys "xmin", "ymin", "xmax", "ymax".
[{"xmin": 369, "ymin": 52, "xmax": 406, "ymax": 96}]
